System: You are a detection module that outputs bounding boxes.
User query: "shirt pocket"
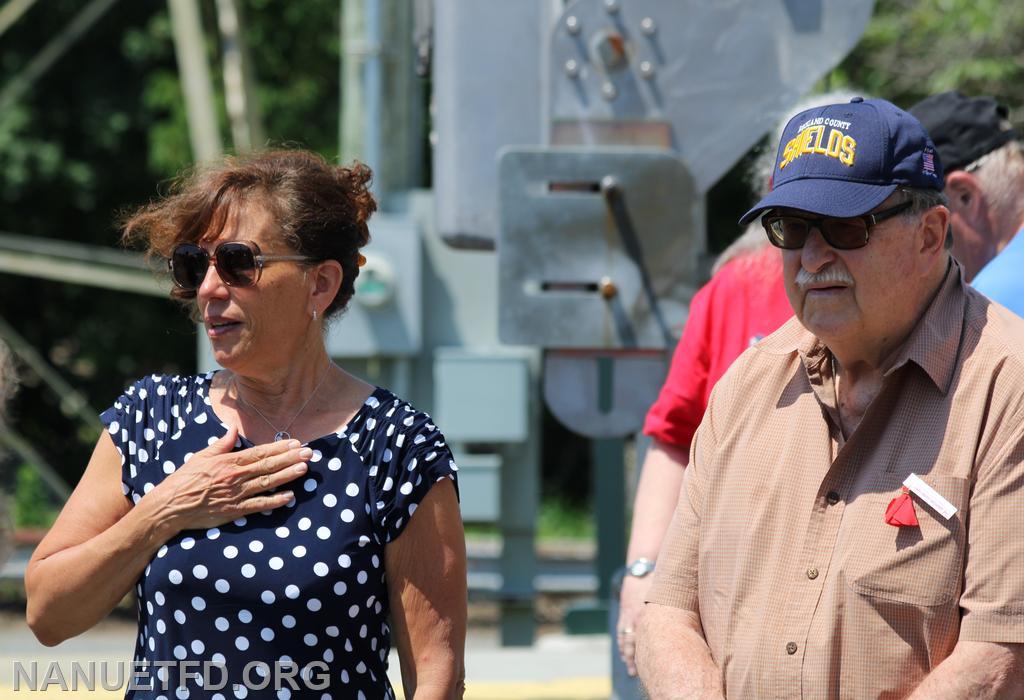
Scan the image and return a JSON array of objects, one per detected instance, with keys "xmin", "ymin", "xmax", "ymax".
[{"xmin": 842, "ymin": 475, "xmax": 968, "ymax": 606}]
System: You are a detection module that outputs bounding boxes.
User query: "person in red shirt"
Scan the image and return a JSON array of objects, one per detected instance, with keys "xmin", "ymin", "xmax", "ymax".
[{"xmin": 616, "ymin": 91, "xmax": 860, "ymax": 680}]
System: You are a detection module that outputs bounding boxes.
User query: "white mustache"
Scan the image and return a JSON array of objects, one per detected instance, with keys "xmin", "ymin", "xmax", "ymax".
[{"xmin": 795, "ymin": 266, "xmax": 854, "ymax": 290}]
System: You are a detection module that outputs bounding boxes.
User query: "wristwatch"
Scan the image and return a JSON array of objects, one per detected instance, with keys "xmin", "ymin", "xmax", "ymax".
[{"xmin": 627, "ymin": 557, "xmax": 656, "ymax": 578}]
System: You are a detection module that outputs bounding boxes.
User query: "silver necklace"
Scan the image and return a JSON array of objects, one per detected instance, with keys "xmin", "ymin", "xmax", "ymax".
[{"xmin": 233, "ymin": 363, "xmax": 333, "ymax": 442}]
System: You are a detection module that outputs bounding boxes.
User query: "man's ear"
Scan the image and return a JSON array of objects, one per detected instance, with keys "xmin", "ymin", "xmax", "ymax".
[
  {"xmin": 917, "ymin": 204, "xmax": 950, "ymax": 258},
  {"xmin": 944, "ymin": 171, "xmax": 985, "ymax": 221}
]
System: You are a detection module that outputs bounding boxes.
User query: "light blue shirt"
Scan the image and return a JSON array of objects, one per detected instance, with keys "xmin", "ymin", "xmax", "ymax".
[{"xmin": 972, "ymin": 227, "xmax": 1024, "ymax": 317}]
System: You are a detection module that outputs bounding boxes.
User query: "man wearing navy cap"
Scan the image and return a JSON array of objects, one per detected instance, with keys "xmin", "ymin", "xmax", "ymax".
[
  {"xmin": 636, "ymin": 97, "xmax": 1024, "ymax": 698},
  {"xmin": 910, "ymin": 91, "xmax": 1024, "ymax": 316}
]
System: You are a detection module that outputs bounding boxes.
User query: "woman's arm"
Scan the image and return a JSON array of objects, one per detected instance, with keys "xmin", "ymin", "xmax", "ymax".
[
  {"xmin": 386, "ymin": 478, "xmax": 467, "ymax": 699},
  {"xmin": 26, "ymin": 426, "xmax": 309, "ymax": 645},
  {"xmin": 617, "ymin": 438, "xmax": 689, "ymax": 675}
]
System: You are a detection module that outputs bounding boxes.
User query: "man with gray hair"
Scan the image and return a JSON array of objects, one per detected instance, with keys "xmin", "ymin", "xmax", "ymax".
[
  {"xmin": 911, "ymin": 91, "xmax": 1024, "ymax": 315},
  {"xmin": 637, "ymin": 97, "xmax": 1024, "ymax": 698}
]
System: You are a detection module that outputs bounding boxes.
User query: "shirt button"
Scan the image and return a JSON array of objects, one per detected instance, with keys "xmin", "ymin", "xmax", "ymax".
[
  {"xmin": 807, "ymin": 567, "xmax": 819, "ymax": 580},
  {"xmin": 826, "ymin": 491, "xmax": 840, "ymax": 505},
  {"xmin": 786, "ymin": 642, "xmax": 798, "ymax": 655}
]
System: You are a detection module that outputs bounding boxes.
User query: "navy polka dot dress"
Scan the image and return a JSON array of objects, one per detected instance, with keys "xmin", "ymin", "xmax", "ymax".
[{"xmin": 100, "ymin": 372, "xmax": 459, "ymax": 699}]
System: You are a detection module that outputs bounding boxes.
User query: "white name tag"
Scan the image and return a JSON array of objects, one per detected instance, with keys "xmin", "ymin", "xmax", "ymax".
[{"xmin": 903, "ymin": 473, "xmax": 957, "ymax": 520}]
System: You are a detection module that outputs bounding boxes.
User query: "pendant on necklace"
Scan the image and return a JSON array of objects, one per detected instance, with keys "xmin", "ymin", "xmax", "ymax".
[{"xmin": 274, "ymin": 431, "xmax": 291, "ymax": 442}]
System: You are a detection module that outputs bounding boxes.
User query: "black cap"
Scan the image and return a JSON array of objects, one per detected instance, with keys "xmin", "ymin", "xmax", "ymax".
[{"xmin": 909, "ymin": 91, "xmax": 1018, "ymax": 172}]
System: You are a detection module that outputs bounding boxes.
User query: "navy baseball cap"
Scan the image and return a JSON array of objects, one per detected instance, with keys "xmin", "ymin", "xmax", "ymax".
[{"xmin": 739, "ymin": 97, "xmax": 944, "ymax": 225}]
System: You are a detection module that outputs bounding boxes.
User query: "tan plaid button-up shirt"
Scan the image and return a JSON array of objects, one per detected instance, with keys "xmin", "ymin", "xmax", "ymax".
[{"xmin": 648, "ymin": 262, "xmax": 1024, "ymax": 699}]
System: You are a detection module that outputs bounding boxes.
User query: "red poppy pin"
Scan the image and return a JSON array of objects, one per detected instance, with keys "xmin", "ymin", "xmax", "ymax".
[{"xmin": 884, "ymin": 486, "xmax": 919, "ymax": 527}]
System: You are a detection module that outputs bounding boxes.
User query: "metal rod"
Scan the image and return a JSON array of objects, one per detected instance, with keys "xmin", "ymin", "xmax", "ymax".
[
  {"xmin": 0, "ymin": 316, "xmax": 101, "ymax": 433},
  {"xmin": 0, "ymin": 0, "xmax": 38, "ymax": 39},
  {"xmin": 0, "ymin": 427, "xmax": 72, "ymax": 501},
  {"xmin": 167, "ymin": 0, "xmax": 223, "ymax": 162},
  {"xmin": 0, "ymin": 0, "xmax": 120, "ymax": 112}
]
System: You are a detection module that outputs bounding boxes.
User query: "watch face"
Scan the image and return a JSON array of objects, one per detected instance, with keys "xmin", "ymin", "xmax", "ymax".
[{"xmin": 629, "ymin": 559, "xmax": 653, "ymax": 577}]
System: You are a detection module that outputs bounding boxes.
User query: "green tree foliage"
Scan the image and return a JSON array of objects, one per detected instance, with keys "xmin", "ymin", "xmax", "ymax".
[{"xmin": 830, "ymin": 0, "xmax": 1024, "ymax": 119}]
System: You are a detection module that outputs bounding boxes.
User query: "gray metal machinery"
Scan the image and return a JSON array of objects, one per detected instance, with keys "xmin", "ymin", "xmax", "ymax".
[{"xmin": 432, "ymin": 0, "xmax": 874, "ymax": 644}]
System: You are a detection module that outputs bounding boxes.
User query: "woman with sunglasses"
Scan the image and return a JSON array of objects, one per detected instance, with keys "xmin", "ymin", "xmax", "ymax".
[{"xmin": 26, "ymin": 150, "xmax": 467, "ymax": 699}]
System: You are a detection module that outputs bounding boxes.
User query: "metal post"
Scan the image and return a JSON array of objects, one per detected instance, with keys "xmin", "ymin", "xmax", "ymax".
[
  {"xmin": 167, "ymin": 0, "xmax": 223, "ymax": 163},
  {"xmin": 214, "ymin": 0, "xmax": 264, "ymax": 152},
  {"xmin": 496, "ymin": 374, "xmax": 540, "ymax": 646}
]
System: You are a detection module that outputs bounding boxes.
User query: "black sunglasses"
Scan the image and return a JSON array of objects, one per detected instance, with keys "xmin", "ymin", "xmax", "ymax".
[
  {"xmin": 168, "ymin": 241, "xmax": 315, "ymax": 292},
  {"xmin": 762, "ymin": 200, "xmax": 914, "ymax": 250}
]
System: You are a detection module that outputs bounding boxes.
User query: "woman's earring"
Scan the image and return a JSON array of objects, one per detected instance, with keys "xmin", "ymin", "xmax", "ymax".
[{"xmin": 312, "ymin": 308, "xmax": 318, "ymax": 321}]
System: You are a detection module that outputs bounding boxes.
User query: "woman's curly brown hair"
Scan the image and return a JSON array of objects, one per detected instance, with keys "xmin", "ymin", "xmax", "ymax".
[{"xmin": 122, "ymin": 149, "xmax": 377, "ymax": 317}]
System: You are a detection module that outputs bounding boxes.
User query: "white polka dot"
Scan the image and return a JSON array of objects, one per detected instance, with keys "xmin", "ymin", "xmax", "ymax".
[
  {"xmin": 191, "ymin": 639, "xmax": 205, "ymax": 654},
  {"xmin": 108, "ymin": 421, "xmax": 120, "ymax": 435},
  {"xmin": 348, "ymin": 604, "xmax": 359, "ymax": 618},
  {"xmin": 358, "ymin": 535, "xmax": 371, "ymax": 547},
  {"xmin": 215, "ymin": 617, "xmax": 229, "ymax": 631},
  {"xmin": 241, "ymin": 564, "xmax": 256, "ymax": 578},
  {"xmin": 261, "ymin": 627, "xmax": 275, "ymax": 641},
  {"xmin": 249, "ymin": 540, "xmax": 264, "ymax": 553},
  {"xmin": 162, "ymin": 460, "xmax": 176, "ymax": 474},
  {"xmin": 341, "ymin": 670, "xmax": 350, "ymax": 683},
  {"xmin": 359, "ymin": 624, "xmax": 367, "ymax": 638},
  {"xmin": 328, "ymin": 458, "xmax": 342, "ymax": 471},
  {"xmin": 383, "ymin": 448, "xmax": 393, "ymax": 462},
  {"xmin": 238, "ymin": 609, "xmax": 253, "ymax": 623},
  {"xmin": 292, "ymin": 545, "xmax": 307, "ymax": 558},
  {"xmin": 356, "ymin": 661, "xmax": 367, "ymax": 674},
  {"xmin": 345, "ymin": 483, "xmax": 360, "ymax": 497},
  {"xmin": 215, "ymin": 579, "xmax": 230, "ymax": 593},
  {"xmin": 307, "ymin": 598, "xmax": 322, "ymax": 612},
  {"xmin": 340, "ymin": 509, "xmax": 355, "ymax": 523},
  {"xmin": 333, "ymin": 581, "xmax": 347, "ymax": 596},
  {"xmin": 326, "ymin": 625, "xmax": 339, "ymax": 637},
  {"xmin": 313, "ymin": 562, "xmax": 329, "ymax": 577},
  {"xmin": 174, "ymin": 645, "xmax": 187, "ymax": 660},
  {"xmin": 207, "ymin": 436, "xmax": 218, "ymax": 446},
  {"xmin": 223, "ymin": 545, "xmax": 238, "ymax": 559},
  {"xmin": 174, "ymin": 610, "xmax": 186, "ymax": 624},
  {"xmin": 382, "ymin": 477, "xmax": 394, "ymax": 491},
  {"xmin": 304, "ymin": 478, "xmax": 317, "ymax": 492},
  {"xmin": 282, "ymin": 614, "xmax": 296, "ymax": 628},
  {"xmin": 275, "ymin": 526, "xmax": 290, "ymax": 538},
  {"xmin": 207, "ymin": 527, "xmax": 221, "ymax": 540},
  {"xmin": 168, "ymin": 570, "xmax": 183, "ymax": 585},
  {"xmin": 269, "ymin": 556, "xmax": 284, "ymax": 570},
  {"xmin": 235, "ymin": 636, "xmax": 249, "ymax": 651},
  {"xmin": 298, "ymin": 517, "xmax": 312, "ymax": 531},
  {"xmin": 261, "ymin": 590, "xmax": 276, "ymax": 604},
  {"xmin": 371, "ymin": 555, "xmax": 380, "ymax": 568},
  {"xmin": 191, "ymin": 596, "xmax": 206, "ymax": 611},
  {"xmin": 356, "ymin": 571, "xmax": 368, "ymax": 584},
  {"xmin": 194, "ymin": 412, "xmax": 208, "ymax": 424},
  {"xmin": 323, "ymin": 494, "xmax": 337, "ymax": 507},
  {"xmin": 323, "ymin": 649, "xmax": 334, "ymax": 663},
  {"xmin": 338, "ymin": 554, "xmax": 351, "ymax": 568},
  {"xmin": 400, "ymin": 481, "xmax": 413, "ymax": 495},
  {"xmin": 233, "ymin": 516, "xmax": 247, "ymax": 527},
  {"xmin": 310, "ymin": 450, "xmax": 322, "ymax": 462},
  {"xmin": 285, "ymin": 584, "xmax": 300, "ymax": 599},
  {"xmin": 316, "ymin": 526, "xmax": 331, "ymax": 540},
  {"xmin": 156, "ymin": 619, "xmax": 166, "ymax": 633},
  {"xmin": 303, "ymin": 633, "xmax": 318, "ymax": 646},
  {"xmin": 157, "ymin": 545, "xmax": 169, "ymax": 559},
  {"xmin": 192, "ymin": 564, "xmax": 208, "ymax": 579},
  {"xmin": 155, "ymin": 591, "xmax": 165, "ymax": 605}
]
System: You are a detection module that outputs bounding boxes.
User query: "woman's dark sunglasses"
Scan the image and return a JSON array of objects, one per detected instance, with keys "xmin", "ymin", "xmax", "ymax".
[
  {"xmin": 761, "ymin": 200, "xmax": 914, "ymax": 250},
  {"xmin": 168, "ymin": 241, "xmax": 315, "ymax": 291}
]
